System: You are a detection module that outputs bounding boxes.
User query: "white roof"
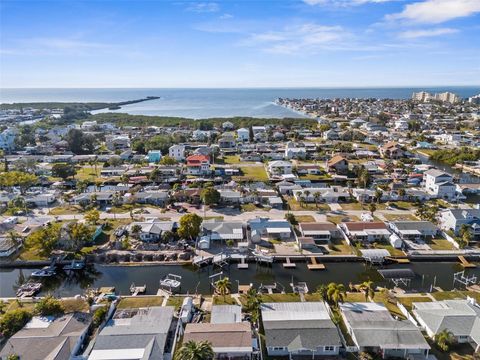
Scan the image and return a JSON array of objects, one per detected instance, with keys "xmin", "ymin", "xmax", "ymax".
[{"xmin": 89, "ymin": 348, "xmax": 145, "ymax": 360}]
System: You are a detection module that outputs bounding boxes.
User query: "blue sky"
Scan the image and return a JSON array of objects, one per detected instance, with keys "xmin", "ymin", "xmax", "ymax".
[{"xmin": 1, "ymin": 0, "xmax": 479, "ymax": 88}]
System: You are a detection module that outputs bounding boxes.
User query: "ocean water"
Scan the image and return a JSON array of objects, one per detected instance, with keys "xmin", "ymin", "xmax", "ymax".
[{"xmin": 1, "ymin": 87, "xmax": 479, "ymax": 119}]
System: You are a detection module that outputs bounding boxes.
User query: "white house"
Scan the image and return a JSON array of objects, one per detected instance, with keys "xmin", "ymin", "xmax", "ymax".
[
  {"xmin": 284, "ymin": 141, "xmax": 306, "ymax": 159},
  {"xmin": 0, "ymin": 128, "xmax": 17, "ymax": 151},
  {"xmin": 168, "ymin": 144, "xmax": 186, "ymax": 161},
  {"xmin": 413, "ymin": 300, "xmax": 480, "ymax": 352},
  {"xmin": 438, "ymin": 208, "xmax": 480, "ymax": 241},
  {"xmin": 423, "ymin": 169, "xmax": 456, "ymax": 199},
  {"xmin": 261, "ymin": 302, "xmax": 342, "ymax": 358},
  {"xmin": 267, "ymin": 160, "xmax": 293, "ymax": 177},
  {"xmin": 237, "ymin": 128, "xmax": 250, "ymax": 142}
]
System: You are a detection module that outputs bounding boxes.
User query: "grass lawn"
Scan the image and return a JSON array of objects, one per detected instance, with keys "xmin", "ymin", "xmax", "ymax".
[
  {"xmin": 373, "ymin": 292, "xmax": 406, "ymax": 319},
  {"xmin": 241, "ymin": 203, "xmax": 269, "ymax": 212},
  {"xmin": 233, "ymin": 166, "xmax": 269, "ymax": 182},
  {"xmin": 18, "ymin": 247, "xmax": 47, "ymax": 261},
  {"xmin": 431, "ymin": 291, "xmax": 471, "ymax": 301},
  {"xmin": 345, "ymin": 292, "xmax": 367, "ymax": 302},
  {"xmin": 223, "ymin": 155, "xmax": 241, "ymax": 164},
  {"xmin": 329, "ymin": 238, "xmax": 354, "ymax": 255},
  {"xmin": 62, "ymin": 298, "xmax": 89, "ymax": 313},
  {"xmin": 428, "ymin": 238, "xmax": 456, "ymax": 250},
  {"xmin": 286, "ymin": 197, "xmax": 330, "ymax": 211},
  {"xmin": 293, "ymin": 215, "xmax": 315, "ymax": 223},
  {"xmin": 203, "ymin": 216, "xmax": 224, "ymax": 220},
  {"xmin": 327, "ymin": 215, "xmax": 360, "ymax": 224},
  {"xmin": 49, "ymin": 205, "xmax": 83, "ymax": 215},
  {"xmin": 340, "ymin": 202, "xmax": 365, "ymax": 210},
  {"xmin": 298, "ymin": 174, "xmax": 332, "ymax": 181},
  {"xmin": 397, "ymin": 296, "xmax": 432, "ymax": 311},
  {"xmin": 374, "ymin": 244, "xmax": 406, "ymax": 257},
  {"xmin": 383, "ymin": 213, "xmax": 418, "ymax": 221},
  {"xmin": 166, "ymin": 296, "xmax": 185, "ymax": 310},
  {"xmin": 117, "ymin": 296, "xmax": 164, "ymax": 309},
  {"xmin": 259, "ymin": 293, "xmax": 301, "ymax": 303},
  {"xmin": 75, "ymin": 165, "xmax": 102, "ymax": 181},
  {"xmin": 213, "ymin": 295, "xmax": 237, "ymax": 305}
]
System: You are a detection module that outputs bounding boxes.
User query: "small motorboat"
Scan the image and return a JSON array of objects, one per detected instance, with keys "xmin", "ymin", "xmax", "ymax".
[
  {"xmin": 31, "ymin": 267, "xmax": 56, "ymax": 277},
  {"xmin": 63, "ymin": 260, "xmax": 85, "ymax": 271},
  {"xmin": 159, "ymin": 274, "xmax": 182, "ymax": 292},
  {"xmin": 130, "ymin": 283, "xmax": 147, "ymax": 296},
  {"xmin": 16, "ymin": 282, "xmax": 42, "ymax": 298}
]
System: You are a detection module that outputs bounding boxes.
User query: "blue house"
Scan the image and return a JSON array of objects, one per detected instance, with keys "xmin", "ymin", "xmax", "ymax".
[{"xmin": 147, "ymin": 150, "xmax": 162, "ymax": 163}]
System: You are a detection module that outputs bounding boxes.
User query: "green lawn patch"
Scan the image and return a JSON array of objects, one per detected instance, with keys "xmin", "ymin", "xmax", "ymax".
[
  {"xmin": 49, "ymin": 205, "xmax": 83, "ymax": 215},
  {"xmin": 117, "ymin": 296, "xmax": 164, "ymax": 309},
  {"xmin": 383, "ymin": 213, "xmax": 418, "ymax": 221},
  {"xmin": 259, "ymin": 293, "xmax": 301, "ymax": 303},
  {"xmin": 234, "ymin": 166, "xmax": 269, "ymax": 182},
  {"xmin": 223, "ymin": 155, "xmax": 241, "ymax": 164},
  {"xmin": 166, "ymin": 296, "xmax": 185, "ymax": 310},
  {"xmin": 327, "ymin": 215, "xmax": 360, "ymax": 224},
  {"xmin": 75, "ymin": 165, "xmax": 102, "ymax": 181},
  {"xmin": 398, "ymin": 296, "xmax": 432, "ymax": 311},
  {"xmin": 62, "ymin": 298, "xmax": 89, "ymax": 313},
  {"xmin": 293, "ymin": 215, "xmax": 315, "ymax": 223},
  {"xmin": 329, "ymin": 238, "xmax": 354, "ymax": 255},
  {"xmin": 213, "ymin": 295, "xmax": 237, "ymax": 305},
  {"xmin": 428, "ymin": 238, "xmax": 456, "ymax": 250}
]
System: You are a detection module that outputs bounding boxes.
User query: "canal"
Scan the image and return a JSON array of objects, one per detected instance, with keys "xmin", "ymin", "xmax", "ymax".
[{"xmin": 0, "ymin": 261, "xmax": 477, "ymax": 297}]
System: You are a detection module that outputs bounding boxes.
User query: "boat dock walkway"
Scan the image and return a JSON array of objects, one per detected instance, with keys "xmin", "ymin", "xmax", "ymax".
[
  {"xmin": 459, "ymin": 256, "xmax": 476, "ymax": 268},
  {"xmin": 307, "ymin": 256, "xmax": 325, "ymax": 270},
  {"xmin": 282, "ymin": 257, "xmax": 296, "ymax": 268}
]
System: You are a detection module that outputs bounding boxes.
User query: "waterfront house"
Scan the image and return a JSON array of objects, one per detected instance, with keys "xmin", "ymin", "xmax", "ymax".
[
  {"xmin": 0, "ymin": 235, "xmax": 21, "ymax": 257},
  {"xmin": 340, "ymin": 302, "xmax": 430, "ymax": 359},
  {"xmin": 423, "ymin": 169, "xmax": 456, "ymax": 200},
  {"xmin": 186, "ymin": 154, "xmax": 211, "ymax": 176},
  {"xmin": 88, "ymin": 306, "xmax": 175, "ymax": 360},
  {"xmin": 412, "ymin": 299, "xmax": 480, "ymax": 351},
  {"xmin": 340, "ymin": 222, "xmax": 391, "ymax": 243},
  {"xmin": 128, "ymin": 219, "xmax": 176, "ymax": 242},
  {"xmin": 183, "ymin": 322, "xmax": 254, "ymax": 359},
  {"xmin": 0, "ymin": 312, "xmax": 92, "ymax": 360},
  {"xmin": 292, "ymin": 186, "xmax": 349, "ymax": 203},
  {"xmin": 211, "ymin": 305, "xmax": 243, "ymax": 324},
  {"xmin": 105, "ymin": 135, "xmax": 130, "ymax": 151},
  {"xmin": 260, "ymin": 301, "xmax": 342, "ymax": 358},
  {"xmin": 201, "ymin": 219, "xmax": 245, "ymax": 244},
  {"xmin": 248, "ymin": 218, "xmax": 292, "ymax": 242},
  {"xmin": 298, "ymin": 222, "xmax": 340, "ymax": 244},
  {"xmin": 389, "ymin": 221, "xmax": 438, "ymax": 242},
  {"xmin": 438, "ymin": 208, "xmax": 480, "ymax": 241}
]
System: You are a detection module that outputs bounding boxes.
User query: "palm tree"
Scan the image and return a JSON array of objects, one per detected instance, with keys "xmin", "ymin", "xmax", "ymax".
[
  {"xmin": 214, "ymin": 277, "xmax": 231, "ymax": 301},
  {"xmin": 244, "ymin": 288, "xmax": 262, "ymax": 323},
  {"xmin": 368, "ymin": 203, "xmax": 376, "ymax": 216},
  {"xmin": 313, "ymin": 192, "xmax": 321, "ymax": 208},
  {"xmin": 304, "ymin": 190, "xmax": 311, "ymax": 203},
  {"xmin": 316, "ymin": 284, "xmax": 328, "ymax": 301},
  {"xmin": 326, "ymin": 282, "xmax": 346, "ymax": 307},
  {"xmin": 435, "ymin": 329, "xmax": 455, "ymax": 351},
  {"xmin": 359, "ymin": 281, "xmax": 375, "ymax": 301},
  {"xmin": 175, "ymin": 340, "xmax": 214, "ymax": 360},
  {"xmin": 375, "ymin": 189, "xmax": 383, "ymax": 203}
]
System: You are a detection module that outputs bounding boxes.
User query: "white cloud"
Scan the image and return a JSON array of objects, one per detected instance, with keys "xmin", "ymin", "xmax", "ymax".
[
  {"xmin": 303, "ymin": 0, "xmax": 397, "ymax": 6},
  {"xmin": 186, "ymin": 2, "xmax": 219, "ymax": 13},
  {"xmin": 386, "ymin": 0, "xmax": 480, "ymax": 24},
  {"xmin": 219, "ymin": 13, "xmax": 233, "ymax": 19},
  {"xmin": 243, "ymin": 23, "xmax": 349, "ymax": 54},
  {"xmin": 399, "ymin": 27, "xmax": 459, "ymax": 38}
]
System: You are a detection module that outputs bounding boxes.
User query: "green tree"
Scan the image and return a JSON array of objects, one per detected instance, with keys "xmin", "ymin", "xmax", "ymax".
[
  {"xmin": 0, "ymin": 171, "xmax": 37, "ymax": 193},
  {"xmin": 175, "ymin": 340, "xmax": 214, "ymax": 360},
  {"xmin": 65, "ymin": 222, "xmax": 94, "ymax": 252},
  {"xmin": 435, "ymin": 329, "xmax": 455, "ymax": 351},
  {"xmin": 214, "ymin": 277, "xmax": 231, "ymax": 301},
  {"xmin": 24, "ymin": 223, "xmax": 61, "ymax": 257},
  {"xmin": 131, "ymin": 224, "xmax": 142, "ymax": 239},
  {"xmin": 35, "ymin": 295, "xmax": 64, "ymax": 316},
  {"xmin": 359, "ymin": 281, "xmax": 375, "ymax": 301},
  {"xmin": 65, "ymin": 129, "xmax": 95, "ymax": 154},
  {"xmin": 6, "ymin": 354, "xmax": 20, "ymax": 360},
  {"xmin": 243, "ymin": 288, "xmax": 262, "ymax": 323},
  {"xmin": 368, "ymin": 203, "xmax": 377, "ymax": 216},
  {"xmin": 316, "ymin": 284, "xmax": 328, "ymax": 301},
  {"xmin": 178, "ymin": 213, "xmax": 202, "ymax": 241},
  {"xmin": 201, "ymin": 187, "xmax": 220, "ymax": 206},
  {"xmin": 93, "ymin": 306, "xmax": 108, "ymax": 327},
  {"xmin": 159, "ymin": 156, "xmax": 177, "ymax": 165},
  {"xmin": 0, "ymin": 309, "xmax": 32, "ymax": 337},
  {"xmin": 375, "ymin": 189, "xmax": 383, "ymax": 203},
  {"xmin": 84, "ymin": 209, "xmax": 100, "ymax": 225},
  {"xmin": 326, "ymin": 282, "xmax": 346, "ymax": 308},
  {"xmin": 52, "ymin": 163, "xmax": 76, "ymax": 180}
]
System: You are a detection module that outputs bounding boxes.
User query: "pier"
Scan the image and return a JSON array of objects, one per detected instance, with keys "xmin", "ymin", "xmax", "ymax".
[
  {"xmin": 282, "ymin": 257, "xmax": 296, "ymax": 268},
  {"xmin": 459, "ymin": 256, "xmax": 476, "ymax": 268},
  {"xmin": 307, "ymin": 256, "xmax": 325, "ymax": 270}
]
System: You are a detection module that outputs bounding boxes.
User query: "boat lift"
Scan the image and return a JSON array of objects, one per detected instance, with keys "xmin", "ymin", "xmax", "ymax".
[
  {"xmin": 378, "ymin": 268, "xmax": 415, "ymax": 288},
  {"xmin": 453, "ymin": 270, "xmax": 477, "ymax": 288},
  {"xmin": 209, "ymin": 271, "xmax": 224, "ymax": 288}
]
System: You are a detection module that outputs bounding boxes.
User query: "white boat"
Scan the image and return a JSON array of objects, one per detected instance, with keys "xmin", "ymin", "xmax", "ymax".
[
  {"xmin": 159, "ymin": 274, "xmax": 182, "ymax": 291},
  {"xmin": 63, "ymin": 260, "xmax": 85, "ymax": 271},
  {"xmin": 31, "ymin": 267, "xmax": 56, "ymax": 277}
]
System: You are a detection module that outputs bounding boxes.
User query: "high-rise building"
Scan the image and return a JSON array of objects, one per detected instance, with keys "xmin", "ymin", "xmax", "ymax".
[
  {"xmin": 434, "ymin": 92, "xmax": 460, "ymax": 103},
  {"xmin": 412, "ymin": 91, "xmax": 432, "ymax": 102},
  {"xmin": 468, "ymin": 94, "xmax": 480, "ymax": 104}
]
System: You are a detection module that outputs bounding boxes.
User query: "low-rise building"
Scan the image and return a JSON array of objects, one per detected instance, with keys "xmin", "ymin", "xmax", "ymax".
[
  {"xmin": 340, "ymin": 222, "xmax": 391, "ymax": 243},
  {"xmin": 340, "ymin": 302, "xmax": 430, "ymax": 358},
  {"xmin": 168, "ymin": 144, "xmax": 186, "ymax": 161},
  {"xmin": 186, "ymin": 154, "xmax": 211, "ymax": 176},
  {"xmin": 423, "ymin": 169, "xmax": 456, "ymax": 200},
  {"xmin": 389, "ymin": 221, "xmax": 438, "ymax": 242},
  {"xmin": 439, "ymin": 208, "xmax": 480, "ymax": 241},
  {"xmin": 298, "ymin": 222, "xmax": 340, "ymax": 244},
  {"xmin": 261, "ymin": 301, "xmax": 342, "ymax": 358},
  {"xmin": 0, "ymin": 312, "xmax": 92, "ymax": 360}
]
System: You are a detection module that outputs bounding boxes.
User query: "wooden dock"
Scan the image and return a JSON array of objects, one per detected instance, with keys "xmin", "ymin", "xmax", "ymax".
[
  {"xmin": 307, "ymin": 257, "xmax": 325, "ymax": 270},
  {"xmin": 386, "ymin": 257, "xmax": 410, "ymax": 264},
  {"xmin": 283, "ymin": 257, "xmax": 296, "ymax": 269},
  {"xmin": 237, "ymin": 257, "xmax": 249, "ymax": 269},
  {"xmin": 459, "ymin": 256, "xmax": 476, "ymax": 268}
]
